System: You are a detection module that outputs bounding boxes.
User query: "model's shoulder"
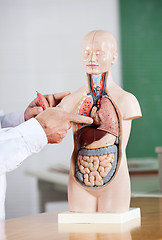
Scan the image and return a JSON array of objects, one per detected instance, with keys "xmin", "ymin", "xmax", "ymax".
[
  {"xmin": 119, "ymin": 88, "xmax": 139, "ymax": 105},
  {"xmin": 110, "ymin": 83, "xmax": 142, "ymax": 120},
  {"xmin": 59, "ymin": 85, "xmax": 86, "ymax": 112}
]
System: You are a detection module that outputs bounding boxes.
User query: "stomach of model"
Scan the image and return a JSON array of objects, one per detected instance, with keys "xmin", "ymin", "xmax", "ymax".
[{"xmin": 85, "ymin": 133, "xmax": 116, "ymax": 149}]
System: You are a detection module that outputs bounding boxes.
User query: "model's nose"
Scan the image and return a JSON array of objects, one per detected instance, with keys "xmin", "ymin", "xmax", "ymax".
[{"xmin": 90, "ymin": 51, "xmax": 97, "ymax": 62}]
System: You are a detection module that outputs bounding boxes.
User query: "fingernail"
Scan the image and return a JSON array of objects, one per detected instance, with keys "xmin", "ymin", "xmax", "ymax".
[
  {"xmin": 89, "ymin": 118, "xmax": 93, "ymax": 123},
  {"xmin": 38, "ymin": 108, "xmax": 43, "ymax": 113}
]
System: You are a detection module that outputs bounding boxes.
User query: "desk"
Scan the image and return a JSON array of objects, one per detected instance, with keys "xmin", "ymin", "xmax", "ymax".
[
  {"xmin": 156, "ymin": 147, "xmax": 162, "ymax": 191},
  {"xmin": 1, "ymin": 197, "xmax": 162, "ymax": 240},
  {"xmin": 26, "ymin": 169, "xmax": 68, "ymax": 212}
]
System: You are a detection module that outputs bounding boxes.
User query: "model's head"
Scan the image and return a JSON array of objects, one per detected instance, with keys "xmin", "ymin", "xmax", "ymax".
[{"xmin": 82, "ymin": 30, "xmax": 117, "ymax": 75}]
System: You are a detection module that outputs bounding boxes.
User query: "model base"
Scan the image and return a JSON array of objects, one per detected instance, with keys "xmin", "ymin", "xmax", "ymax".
[{"xmin": 58, "ymin": 208, "xmax": 140, "ymax": 224}]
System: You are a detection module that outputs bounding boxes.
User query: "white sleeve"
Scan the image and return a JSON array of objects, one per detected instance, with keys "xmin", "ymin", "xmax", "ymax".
[
  {"xmin": 0, "ymin": 111, "xmax": 25, "ymax": 128},
  {"xmin": 0, "ymin": 118, "xmax": 47, "ymax": 175}
]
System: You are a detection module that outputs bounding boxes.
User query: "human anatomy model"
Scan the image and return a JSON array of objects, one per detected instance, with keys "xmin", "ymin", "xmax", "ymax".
[{"xmin": 59, "ymin": 30, "xmax": 142, "ymax": 213}]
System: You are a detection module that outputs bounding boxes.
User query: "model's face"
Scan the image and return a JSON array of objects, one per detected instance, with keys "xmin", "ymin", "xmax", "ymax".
[{"xmin": 82, "ymin": 33, "xmax": 116, "ymax": 75}]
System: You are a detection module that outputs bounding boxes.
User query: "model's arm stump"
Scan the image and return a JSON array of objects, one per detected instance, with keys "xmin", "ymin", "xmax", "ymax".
[
  {"xmin": 120, "ymin": 92, "xmax": 142, "ymax": 121},
  {"xmin": 58, "ymin": 86, "xmax": 87, "ymax": 113}
]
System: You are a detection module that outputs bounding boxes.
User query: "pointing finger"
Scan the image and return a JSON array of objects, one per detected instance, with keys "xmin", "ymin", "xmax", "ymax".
[{"xmin": 68, "ymin": 113, "xmax": 93, "ymax": 125}]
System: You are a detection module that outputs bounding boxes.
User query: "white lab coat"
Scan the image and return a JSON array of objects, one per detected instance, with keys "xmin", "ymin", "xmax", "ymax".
[{"xmin": 0, "ymin": 111, "xmax": 47, "ymax": 220}]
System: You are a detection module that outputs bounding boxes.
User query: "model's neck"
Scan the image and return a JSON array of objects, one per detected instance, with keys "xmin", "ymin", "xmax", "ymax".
[{"xmin": 87, "ymin": 71, "xmax": 113, "ymax": 93}]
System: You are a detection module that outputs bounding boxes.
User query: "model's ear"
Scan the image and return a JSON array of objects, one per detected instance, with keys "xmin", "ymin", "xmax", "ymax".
[{"xmin": 111, "ymin": 53, "xmax": 118, "ymax": 65}]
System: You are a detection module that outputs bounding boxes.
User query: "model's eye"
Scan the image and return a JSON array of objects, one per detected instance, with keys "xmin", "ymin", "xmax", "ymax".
[
  {"xmin": 96, "ymin": 50, "xmax": 104, "ymax": 56},
  {"xmin": 83, "ymin": 50, "xmax": 89, "ymax": 56}
]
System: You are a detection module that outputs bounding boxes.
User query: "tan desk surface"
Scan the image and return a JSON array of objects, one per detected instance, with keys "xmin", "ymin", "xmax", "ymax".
[{"xmin": 1, "ymin": 197, "xmax": 162, "ymax": 240}]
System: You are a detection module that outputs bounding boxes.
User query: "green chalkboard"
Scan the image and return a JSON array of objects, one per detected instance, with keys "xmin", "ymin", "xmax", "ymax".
[{"xmin": 119, "ymin": 0, "xmax": 162, "ymax": 158}]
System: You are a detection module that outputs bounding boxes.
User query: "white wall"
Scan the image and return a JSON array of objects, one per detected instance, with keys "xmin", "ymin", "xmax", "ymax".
[{"xmin": 0, "ymin": 0, "xmax": 121, "ymax": 219}]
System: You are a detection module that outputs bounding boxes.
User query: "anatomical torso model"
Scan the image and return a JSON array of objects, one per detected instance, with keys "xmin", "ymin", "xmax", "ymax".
[{"xmin": 60, "ymin": 30, "xmax": 142, "ymax": 213}]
